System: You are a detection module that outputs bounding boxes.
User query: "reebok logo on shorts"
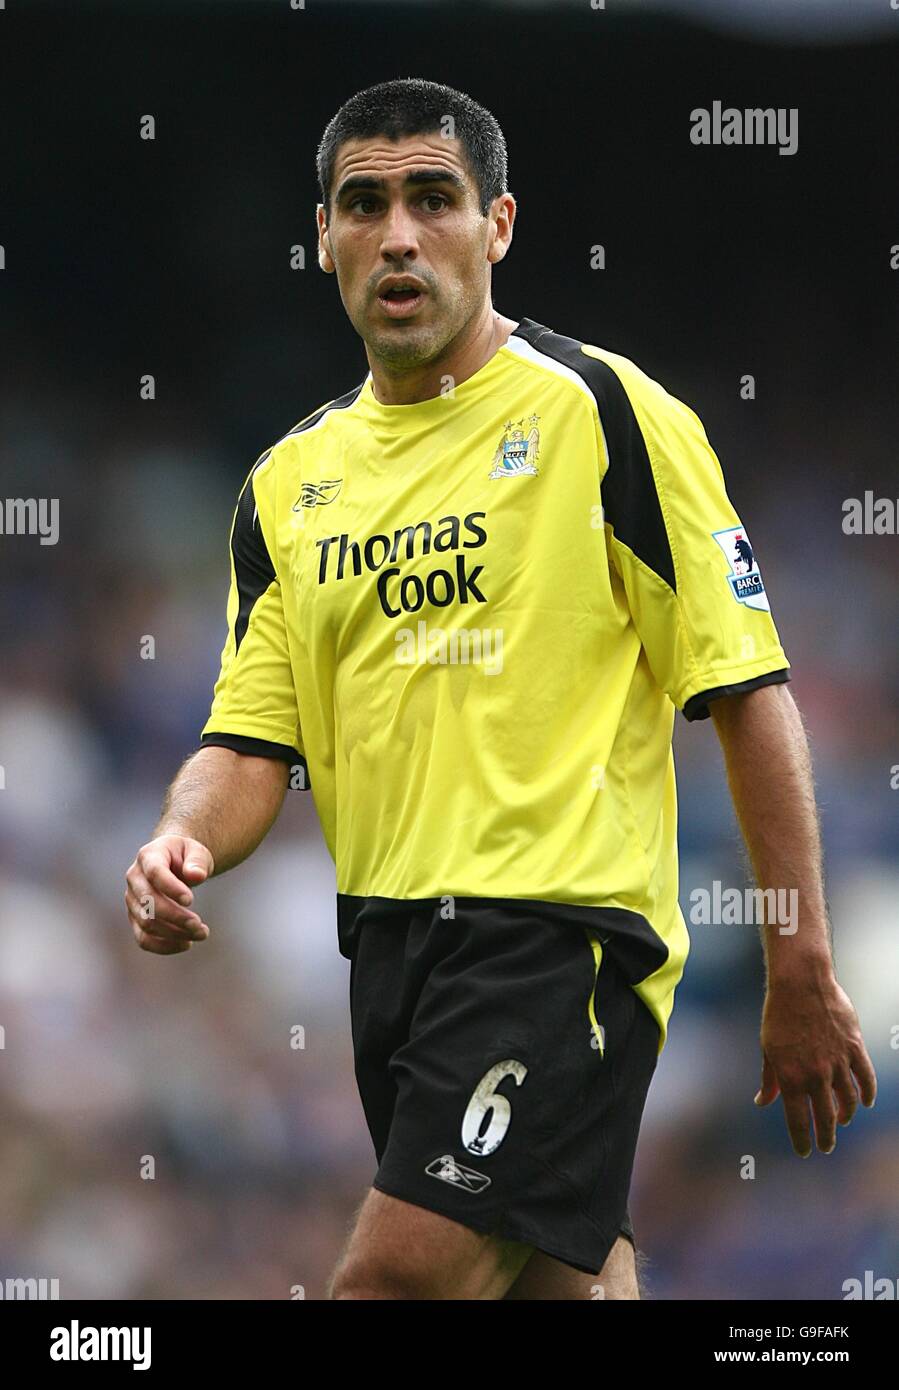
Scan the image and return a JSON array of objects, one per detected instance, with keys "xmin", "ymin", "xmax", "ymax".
[{"xmin": 425, "ymin": 1155, "xmax": 491, "ymax": 1193}]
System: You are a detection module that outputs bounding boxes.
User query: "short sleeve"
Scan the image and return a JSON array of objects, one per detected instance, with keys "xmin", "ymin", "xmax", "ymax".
[
  {"xmin": 200, "ymin": 463, "xmax": 307, "ymax": 772},
  {"xmin": 590, "ymin": 348, "xmax": 790, "ymax": 720}
]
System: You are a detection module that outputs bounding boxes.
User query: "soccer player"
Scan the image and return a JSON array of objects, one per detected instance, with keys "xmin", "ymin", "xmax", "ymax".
[{"xmin": 125, "ymin": 78, "xmax": 876, "ymax": 1300}]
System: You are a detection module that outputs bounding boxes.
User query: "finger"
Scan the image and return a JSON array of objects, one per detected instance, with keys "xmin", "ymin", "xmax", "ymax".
[
  {"xmin": 125, "ymin": 887, "xmax": 166, "ymax": 936},
  {"xmin": 781, "ymin": 1088, "xmax": 813, "ymax": 1158},
  {"xmin": 141, "ymin": 853, "xmax": 197, "ymax": 907},
  {"xmin": 754, "ymin": 1053, "xmax": 780, "ymax": 1107},
  {"xmin": 833, "ymin": 1065, "xmax": 859, "ymax": 1127},
  {"xmin": 131, "ymin": 920, "xmax": 192, "ymax": 955},
  {"xmin": 808, "ymin": 1077, "xmax": 838, "ymax": 1154},
  {"xmin": 849, "ymin": 1042, "xmax": 877, "ymax": 1109},
  {"xmin": 125, "ymin": 885, "xmax": 208, "ymax": 941},
  {"xmin": 167, "ymin": 840, "xmax": 214, "ymax": 891},
  {"xmin": 181, "ymin": 852, "xmax": 213, "ymax": 885},
  {"xmin": 127, "ymin": 870, "xmax": 206, "ymax": 927},
  {"xmin": 125, "ymin": 880, "xmax": 208, "ymax": 938}
]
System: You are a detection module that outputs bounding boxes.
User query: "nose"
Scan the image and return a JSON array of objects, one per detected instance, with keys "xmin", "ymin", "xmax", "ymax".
[{"xmin": 379, "ymin": 200, "xmax": 420, "ymax": 263}]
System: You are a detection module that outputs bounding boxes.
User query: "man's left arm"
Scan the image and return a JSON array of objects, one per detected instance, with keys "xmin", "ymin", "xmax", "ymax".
[
  {"xmin": 594, "ymin": 352, "xmax": 878, "ymax": 1154},
  {"xmin": 710, "ymin": 681, "xmax": 877, "ymax": 1157}
]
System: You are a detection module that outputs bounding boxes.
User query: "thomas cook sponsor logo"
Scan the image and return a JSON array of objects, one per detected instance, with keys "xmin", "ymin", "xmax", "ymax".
[
  {"xmin": 425, "ymin": 1155, "xmax": 492, "ymax": 1193},
  {"xmin": 293, "ymin": 478, "xmax": 343, "ymax": 508},
  {"xmin": 711, "ymin": 526, "xmax": 770, "ymax": 612},
  {"xmin": 489, "ymin": 415, "xmax": 540, "ymax": 478},
  {"xmin": 50, "ymin": 1321, "xmax": 151, "ymax": 1371},
  {"xmin": 316, "ymin": 511, "xmax": 488, "ymax": 618}
]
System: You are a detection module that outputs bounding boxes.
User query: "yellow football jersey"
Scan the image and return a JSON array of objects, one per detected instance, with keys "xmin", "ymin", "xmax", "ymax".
[{"xmin": 201, "ymin": 318, "xmax": 790, "ymax": 1047}]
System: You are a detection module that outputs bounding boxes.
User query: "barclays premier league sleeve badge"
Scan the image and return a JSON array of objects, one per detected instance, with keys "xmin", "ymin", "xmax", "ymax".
[{"xmin": 711, "ymin": 526, "xmax": 770, "ymax": 611}]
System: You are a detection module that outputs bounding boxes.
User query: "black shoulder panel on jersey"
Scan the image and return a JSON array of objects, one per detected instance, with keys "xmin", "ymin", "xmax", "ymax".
[
  {"xmin": 284, "ymin": 381, "xmax": 367, "ymax": 438},
  {"xmin": 510, "ymin": 319, "xmax": 676, "ymax": 593},
  {"xmin": 230, "ymin": 385, "xmax": 365, "ymax": 651},
  {"xmin": 232, "ymin": 471, "xmax": 276, "ymax": 654}
]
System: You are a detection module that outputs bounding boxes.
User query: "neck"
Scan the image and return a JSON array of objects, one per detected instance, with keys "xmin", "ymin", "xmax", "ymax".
[{"xmin": 367, "ymin": 305, "xmax": 519, "ymax": 405}]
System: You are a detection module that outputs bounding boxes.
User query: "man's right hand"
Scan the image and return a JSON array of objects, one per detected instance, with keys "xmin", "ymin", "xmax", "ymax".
[{"xmin": 125, "ymin": 835, "xmax": 215, "ymax": 955}]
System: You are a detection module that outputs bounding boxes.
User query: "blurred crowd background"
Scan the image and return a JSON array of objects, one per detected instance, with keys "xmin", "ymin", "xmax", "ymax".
[{"xmin": 1, "ymin": 0, "xmax": 897, "ymax": 1299}]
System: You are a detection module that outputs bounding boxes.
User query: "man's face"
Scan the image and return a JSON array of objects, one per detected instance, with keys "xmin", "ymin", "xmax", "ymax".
[{"xmin": 317, "ymin": 133, "xmax": 514, "ymax": 368}]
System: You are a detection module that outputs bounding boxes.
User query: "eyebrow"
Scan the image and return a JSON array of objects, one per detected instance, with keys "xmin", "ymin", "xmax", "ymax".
[{"xmin": 334, "ymin": 168, "xmax": 467, "ymax": 204}]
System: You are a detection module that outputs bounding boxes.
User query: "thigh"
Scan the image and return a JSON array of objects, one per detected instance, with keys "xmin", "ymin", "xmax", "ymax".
[
  {"xmin": 503, "ymin": 1235, "xmax": 639, "ymax": 1301},
  {"xmin": 373, "ymin": 906, "xmax": 659, "ymax": 1277},
  {"xmin": 342, "ymin": 898, "xmax": 660, "ymax": 1290},
  {"xmin": 329, "ymin": 1187, "xmax": 534, "ymax": 1300},
  {"xmin": 343, "ymin": 899, "xmax": 435, "ymax": 1163}
]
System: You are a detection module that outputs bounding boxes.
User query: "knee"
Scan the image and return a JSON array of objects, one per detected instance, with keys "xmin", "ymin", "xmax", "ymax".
[{"xmin": 329, "ymin": 1256, "xmax": 427, "ymax": 1301}]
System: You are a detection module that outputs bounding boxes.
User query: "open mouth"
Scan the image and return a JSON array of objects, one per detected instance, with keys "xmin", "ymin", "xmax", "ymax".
[{"xmin": 377, "ymin": 285, "xmax": 426, "ymax": 318}]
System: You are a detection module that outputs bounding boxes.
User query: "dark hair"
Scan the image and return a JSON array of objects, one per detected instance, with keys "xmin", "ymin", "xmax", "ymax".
[{"xmin": 317, "ymin": 78, "xmax": 508, "ymax": 219}]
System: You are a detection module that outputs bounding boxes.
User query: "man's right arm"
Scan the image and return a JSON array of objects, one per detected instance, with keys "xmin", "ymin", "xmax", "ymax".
[
  {"xmin": 127, "ymin": 455, "xmax": 303, "ymax": 954},
  {"xmin": 124, "ymin": 745, "xmax": 288, "ymax": 955}
]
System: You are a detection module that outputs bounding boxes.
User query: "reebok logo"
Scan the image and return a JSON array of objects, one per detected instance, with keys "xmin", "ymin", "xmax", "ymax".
[
  {"xmin": 425, "ymin": 1155, "xmax": 491, "ymax": 1193},
  {"xmin": 293, "ymin": 479, "xmax": 342, "ymax": 508}
]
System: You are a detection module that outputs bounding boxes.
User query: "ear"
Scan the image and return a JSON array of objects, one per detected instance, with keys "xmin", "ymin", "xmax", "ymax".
[
  {"xmin": 486, "ymin": 192, "xmax": 516, "ymax": 266},
  {"xmin": 316, "ymin": 204, "xmax": 335, "ymax": 273}
]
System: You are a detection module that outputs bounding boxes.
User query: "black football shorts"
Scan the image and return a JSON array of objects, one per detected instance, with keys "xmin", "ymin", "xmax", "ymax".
[{"xmin": 337, "ymin": 894, "xmax": 661, "ymax": 1277}]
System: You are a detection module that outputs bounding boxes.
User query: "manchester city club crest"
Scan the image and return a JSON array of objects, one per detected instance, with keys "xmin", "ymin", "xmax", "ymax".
[{"xmin": 488, "ymin": 414, "xmax": 540, "ymax": 478}]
